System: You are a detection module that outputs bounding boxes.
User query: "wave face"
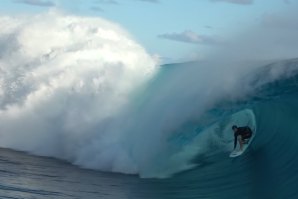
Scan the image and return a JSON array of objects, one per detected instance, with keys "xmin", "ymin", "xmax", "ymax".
[
  {"xmin": 1, "ymin": 12, "xmax": 298, "ymax": 192},
  {"xmin": 154, "ymin": 65, "xmax": 298, "ymax": 199}
]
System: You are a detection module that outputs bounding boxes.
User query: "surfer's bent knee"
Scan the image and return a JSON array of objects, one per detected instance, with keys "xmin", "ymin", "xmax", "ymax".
[{"xmin": 237, "ymin": 135, "xmax": 242, "ymax": 141}]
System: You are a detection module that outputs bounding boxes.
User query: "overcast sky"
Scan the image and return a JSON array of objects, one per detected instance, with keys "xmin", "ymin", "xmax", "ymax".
[{"xmin": 0, "ymin": 0, "xmax": 297, "ymax": 63}]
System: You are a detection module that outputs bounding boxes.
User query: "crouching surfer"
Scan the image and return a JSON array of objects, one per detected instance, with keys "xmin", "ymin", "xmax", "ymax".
[{"xmin": 232, "ymin": 125, "xmax": 252, "ymax": 151}]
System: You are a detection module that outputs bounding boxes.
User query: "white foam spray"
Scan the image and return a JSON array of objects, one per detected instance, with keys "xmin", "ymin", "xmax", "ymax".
[{"xmin": 0, "ymin": 12, "xmax": 157, "ymax": 174}]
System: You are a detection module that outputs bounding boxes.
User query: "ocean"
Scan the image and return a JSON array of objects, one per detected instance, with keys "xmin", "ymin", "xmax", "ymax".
[
  {"xmin": 1, "ymin": 58, "xmax": 298, "ymax": 198},
  {"xmin": 1, "ymin": 13, "xmax": 298, "ymax": 199}
]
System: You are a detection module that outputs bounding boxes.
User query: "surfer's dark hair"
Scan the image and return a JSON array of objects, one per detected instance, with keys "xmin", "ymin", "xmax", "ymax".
[{"xmin": 232, "ymin": 125, "xmax": 238, "ymax": 130}]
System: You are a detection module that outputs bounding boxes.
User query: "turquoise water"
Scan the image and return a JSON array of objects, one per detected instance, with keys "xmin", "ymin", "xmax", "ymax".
[{"xmin": 1, "ymin": 59, "xmax": 298, "ymax": 198}]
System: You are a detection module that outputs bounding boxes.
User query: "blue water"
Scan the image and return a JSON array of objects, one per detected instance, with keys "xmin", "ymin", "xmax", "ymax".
[{"xmin": 1, "ymin": 58, "xmax": 298, "ymax": 198}]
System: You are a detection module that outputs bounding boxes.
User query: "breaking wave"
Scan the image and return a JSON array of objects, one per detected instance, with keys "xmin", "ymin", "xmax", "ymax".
[{"xmin": 1, "ymin": 12, "xmax": 298, "ymax": 182}]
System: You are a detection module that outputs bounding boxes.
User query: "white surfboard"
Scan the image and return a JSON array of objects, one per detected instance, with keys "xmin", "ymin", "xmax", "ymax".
[{"xmin": 229, "ymin": 130, "xmax": 256, "ymax": 158}]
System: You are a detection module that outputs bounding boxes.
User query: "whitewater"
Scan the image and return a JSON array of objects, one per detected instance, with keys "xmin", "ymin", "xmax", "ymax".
[
  {"xmin": 0, "ymin": 12, "xmax": 158, "ymax": 175},
  {"xmin": 1, "ymin": 12, "xmax": 298, "ymax": 198}
]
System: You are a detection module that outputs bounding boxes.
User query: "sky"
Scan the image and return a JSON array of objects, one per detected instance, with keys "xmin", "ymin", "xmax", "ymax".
[{"xmin": 0, "ymin": 0, "xmax": 297, "ymax": 63}]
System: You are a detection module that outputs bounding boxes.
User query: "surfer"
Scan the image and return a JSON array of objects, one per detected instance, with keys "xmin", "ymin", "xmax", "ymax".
[{"xmin": 232, "ymin": 125, "xmax": 252, "ymax": 151}]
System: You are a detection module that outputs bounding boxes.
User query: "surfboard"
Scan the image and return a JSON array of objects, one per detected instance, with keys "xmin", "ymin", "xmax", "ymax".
[{"xmin": 229, "ymin": 130, "xmax": 256, "ymax": 158}]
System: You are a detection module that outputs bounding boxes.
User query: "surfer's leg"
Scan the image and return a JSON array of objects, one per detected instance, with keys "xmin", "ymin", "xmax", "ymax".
[
  {"xmin": 237, "ymin": 136, "xmax": 243, "ymax": 151},
  {"xmin": 242, "ymin": 133, "xmax": 252, "ymax": 144}
]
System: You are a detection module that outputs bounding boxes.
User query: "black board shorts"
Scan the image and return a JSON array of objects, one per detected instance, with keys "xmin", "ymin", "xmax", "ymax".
[{"xmin": 241, "ymin": 132, "xmax": 252, "ymax": 140}]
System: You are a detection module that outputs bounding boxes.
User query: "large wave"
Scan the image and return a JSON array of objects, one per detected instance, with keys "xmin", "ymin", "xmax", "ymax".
[{"xmin": 1, "ymin": 11, "xmax": 298, "ymax": 179}]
